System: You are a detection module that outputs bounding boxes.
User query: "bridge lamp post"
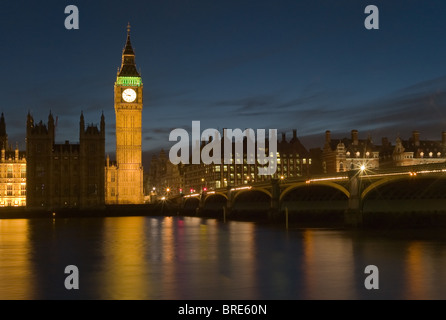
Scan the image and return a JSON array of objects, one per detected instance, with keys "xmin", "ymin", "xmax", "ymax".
[
  {"xmin": 151, "ymin": 187, "xmax": 157, "ymax": 203},
  {"xmin": 160, "ymin": 194, "xmax": 167, "ymax": 214},
  {"xmin": 201, "ymin": 178, "xmax": 207, "ymax": 192}
]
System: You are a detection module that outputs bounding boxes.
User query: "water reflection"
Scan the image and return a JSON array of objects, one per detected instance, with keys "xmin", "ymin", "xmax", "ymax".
[
  {"xmin": 99, "ymin": 216, "xmax": 152, "ymax": 299},
  {"xmin": 0, "ymin": 220, "xmax": 34, "ymax": 299},
  {"xmin": 1, "ymin": 216, "xmax": 446, "ymax": 299},
  {"xmin": 403, "ymin": 241, "xmax": 446, "ymax": 299},
  {"xmin": 301, "ymin": 229, "xmax": 356, "ymax": 299},
  {"xmin": 94, "ymin": 217, "xmax": 258, "ymax": 299}
]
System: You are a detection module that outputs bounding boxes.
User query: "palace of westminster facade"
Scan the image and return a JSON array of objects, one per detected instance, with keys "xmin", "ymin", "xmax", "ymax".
[{"xmin": 2, "ymin": 27, "xmax": 446, "ymax": 208}]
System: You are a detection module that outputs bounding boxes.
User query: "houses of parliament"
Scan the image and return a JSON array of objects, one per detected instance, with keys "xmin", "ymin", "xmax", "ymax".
[{"xmin": 0, "ymin": 25, "xmax": 144, "ymax": 210}]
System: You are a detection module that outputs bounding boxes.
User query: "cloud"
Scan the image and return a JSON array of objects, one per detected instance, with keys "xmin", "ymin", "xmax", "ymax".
[
  {"xmin": 144, "ymin": 75, "xmax": 446, "ymax": 153},
  {"xmin": 213, "ymin": 94, "xmax": 277, "ymax": 110},
  {"xmin": 296, "ymin": 75, "xmax": 446, "ymax": 147},
  {"xmin": 351, "ymin": 77, "xmax": 446, "ymax": 133}
]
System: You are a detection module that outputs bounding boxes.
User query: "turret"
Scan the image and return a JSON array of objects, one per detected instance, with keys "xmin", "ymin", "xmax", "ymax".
[
  {"xmin": 100, "ymin": 112, "xmax": 105, "ymax": 137},
  {"xmin": 0, "ymin": 113, "xmax": 6, "ymax": 147},
  {"xmin": 413, "ymin": 130, "xmax": 420, "ymax": 147},
  {"xmin": 26, "ymin": 112, "xmax": 33, "ymax": 133},
  {"xmin": 325, "ymin": 130, "xmax": 331, "ymax": 145},
  {"xmin": 79, "ymin": 111, "xmax": 85, "ymax": 139},
  {"xmin": 0, "ymin": 113, "xmax": 8, "ymax": 151},
  {"xmin": 48, "ymin": 111, "xmax": 55, "ymax": 141},
  {"xmin": 351, "ymin": 130, "xmax": 358, "ymax": 146}
]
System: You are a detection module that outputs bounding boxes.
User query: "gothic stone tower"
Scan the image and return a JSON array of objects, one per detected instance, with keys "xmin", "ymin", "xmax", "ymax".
[
  {"xmin": 0, "ymin": 113, "xmax": 9, "ymax": 151},
  {"xmin": 26, "ymin": 112, "xmax": 55, "ymax": 209},
  {"xmin": 26, "ymin": 112, "xmax": 105, "ymax": 210},
  {"xmin": 108, "ymin": 24, "xmax": 144, "ymax": 204}
]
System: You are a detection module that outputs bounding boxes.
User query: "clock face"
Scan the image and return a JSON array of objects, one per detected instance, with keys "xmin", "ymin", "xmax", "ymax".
[{"xmin": 122, "ymin": 88, "xmax": 137, "ymax": 102}]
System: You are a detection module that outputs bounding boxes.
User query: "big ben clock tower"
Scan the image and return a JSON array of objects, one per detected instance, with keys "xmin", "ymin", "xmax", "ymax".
[{"xmin": 109, "ymin": 23, "xmax": 144, "ymax": 204}]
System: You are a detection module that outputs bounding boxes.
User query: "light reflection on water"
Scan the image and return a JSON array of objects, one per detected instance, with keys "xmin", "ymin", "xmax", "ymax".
[
  {"xmin": 0, "ymin": 219, "xmax": 35, "ymax": 299},
  {"xmin": 1, "ymin": 216, "xmax": 446, "ymax": 299}
]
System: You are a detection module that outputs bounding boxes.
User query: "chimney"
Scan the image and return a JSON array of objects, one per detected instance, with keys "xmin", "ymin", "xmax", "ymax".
[
  {"xmin": 413, "ymin": 130, "xmax": 420, "ymax": 146},
  {"xmin": 382, "ymin": 137, "xmax": 389, "ymax": 147},
  {"xmin": 325, "ymin": 130, "xmax": 331, "ymax": 144},
  {"xmin": 442, "ymin": 131, "xmax": 446, "ymax": 146},
  {"xmin": 282, "ymin": 133, "xmax": 286, "ymax": 142},
  {"xmin": 293, "ymin": 129, "xmax": 297, "ymax": 139},
  {"xmin": 351, "ymin": 130, "xmax": 358, "ymax": 145}
]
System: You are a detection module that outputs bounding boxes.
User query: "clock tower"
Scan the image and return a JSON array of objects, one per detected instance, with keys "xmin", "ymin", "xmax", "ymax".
[{"xmin": 108, "ymin": 23, "xmax": 144, "ymax": 204}]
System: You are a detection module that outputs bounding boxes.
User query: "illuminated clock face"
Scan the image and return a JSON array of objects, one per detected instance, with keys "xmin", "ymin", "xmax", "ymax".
[{"xmin": 122, "ymin": 88, "xmax": 137, "ymax": 102}]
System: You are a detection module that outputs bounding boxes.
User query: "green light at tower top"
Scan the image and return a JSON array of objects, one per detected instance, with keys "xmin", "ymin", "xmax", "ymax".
[{"xmin": 116, "ymin": 76, "xmax": 142, "ymax": 87}]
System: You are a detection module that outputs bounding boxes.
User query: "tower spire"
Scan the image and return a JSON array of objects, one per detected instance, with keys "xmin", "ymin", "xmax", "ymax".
[
  {"xmin": 117, "ymin": 23, "xmax": 140, "ymax": 78},
  {"xmin": 123, "ymin": 22, "xmax": 135, "ymax": 56}
]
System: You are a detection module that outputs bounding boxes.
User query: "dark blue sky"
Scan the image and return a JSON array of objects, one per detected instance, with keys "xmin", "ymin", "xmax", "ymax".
[{"xmin": 2, "ymin": 0, "xmax": 446, "ymax": 165}]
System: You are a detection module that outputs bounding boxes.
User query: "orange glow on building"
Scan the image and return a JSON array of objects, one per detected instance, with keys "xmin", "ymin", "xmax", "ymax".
[{"xmin": 0, "ymin": 149, "xmax": 26, "ymax": 207}]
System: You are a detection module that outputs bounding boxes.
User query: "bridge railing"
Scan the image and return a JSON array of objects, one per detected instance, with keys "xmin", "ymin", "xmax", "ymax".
[{"xmin": 198, "ymin": 161, "xmax": 446, "ymax": 195}]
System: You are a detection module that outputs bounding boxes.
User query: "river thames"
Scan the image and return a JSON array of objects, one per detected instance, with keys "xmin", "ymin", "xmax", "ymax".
[{"xmin": 1, "ymin": 215, "xmax": 446, "ymax": 300}]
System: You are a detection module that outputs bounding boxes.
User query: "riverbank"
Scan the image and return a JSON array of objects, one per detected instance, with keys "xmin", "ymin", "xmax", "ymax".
[
  {"xmin": 0, "ymin": 205, "xmax": 164, "ymax": 219},
  {"xmin": 2, "ymin": 205, "xmax": 446, "ymax": 229}
]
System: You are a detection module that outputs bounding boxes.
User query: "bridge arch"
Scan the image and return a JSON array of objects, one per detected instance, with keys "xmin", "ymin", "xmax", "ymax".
[
  {"xmin": 360, "ymin": 174, "xmax": 446, "ymax": 218},
  {"xmin": 182, "ymin": 196, "xmax": 200, "ymax": 214},
  {"xmin": 280, "ymin": 181, "xmax": 350, "ymax": 202},
  {"xmin": 203, "ymin": 192, "xmax": 228, "ymax": 203},
  {"xmin": 230, "ymin": 188, "xmax": 271, "ymax": 220},
  {"xmin": 202, "ymin": 193, "xmax": 227, "ymax": 217},
  {"xmin": 232, "ymin": 188, "xmax": 272, "ymax": 202},
  {"xmin": 361, "ymin": 175, "xmax": 411, "ymax": 200}
]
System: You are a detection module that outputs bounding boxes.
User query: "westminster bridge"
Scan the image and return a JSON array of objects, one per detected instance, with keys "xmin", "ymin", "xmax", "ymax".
[{"xmin": 179, "ymin": 162, "xmax": 446, "ymax": 226}]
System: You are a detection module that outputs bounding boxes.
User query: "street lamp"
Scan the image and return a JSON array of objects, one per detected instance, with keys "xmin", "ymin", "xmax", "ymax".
[{"xmin": 201, "ymin": 178, "xmax": 207, "ymax": 193}]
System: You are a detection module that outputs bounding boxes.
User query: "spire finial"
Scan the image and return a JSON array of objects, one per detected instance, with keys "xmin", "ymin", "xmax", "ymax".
[{"xmin": 127, "ymin": 22, "xmax": 131, "ymax": 35}]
